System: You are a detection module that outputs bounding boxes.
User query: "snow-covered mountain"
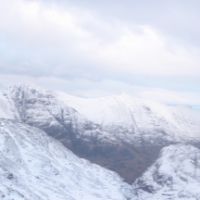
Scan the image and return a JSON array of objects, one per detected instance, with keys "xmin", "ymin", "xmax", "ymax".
[
  {"xmin": 0, "ymin": 84, "xmax": 200, "ymax": 199},
  {"xmin": 1, "ymin": 84, "xmax": 200, "ymax": 183},
  {"xmin": 132, "ymin": 144, "xmax": 200, "ymax": 200},
  {"xmin": 57, "ymin": 92, "xmax": 200, "ymax": 142},
  {"xmin": 2, "ymin": 84, "xmax": 200, "ymax": 144},
  {"xmin": 0, "ymin": 119, "xmax": 132, "ymax": 200}
]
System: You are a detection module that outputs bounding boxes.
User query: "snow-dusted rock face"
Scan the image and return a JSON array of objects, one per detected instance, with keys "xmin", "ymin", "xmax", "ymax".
[
  {"xmin": 0, "ymin": 119, "xmax": 132, "ymax": 200},
  {"xmin": 0, "ymin": 92, "xmax": 17, "ymax": 120},
  {"xmin": 6, "ymin": 85, "xmax": 107, "ymax": 143},
  {"xmin": 132, "ymin": 144, "xmax": 200, "ymax": 200},
  {"xmin": 1, "ymin": 85, "xmax": 200, "ymax": 183}
]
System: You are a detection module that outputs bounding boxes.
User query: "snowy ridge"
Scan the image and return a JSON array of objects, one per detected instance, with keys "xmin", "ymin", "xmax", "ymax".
[
  {"xmin": 132, "ymin": 144, "xmax": 200, "ymax": 200},
  {"xmin": 57, "ymin": 91, "xmax": 200, "ymax": 141},
  {"xmin": 0, "ymin": 119, "xmax": 132, "ymax": 200},
  {"xmin": 1, "ymin": 84, "xmax": 200, "ymax": 143}
]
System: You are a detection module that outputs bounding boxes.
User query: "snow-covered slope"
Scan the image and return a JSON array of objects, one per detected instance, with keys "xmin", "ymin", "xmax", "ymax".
[
  {"xmin": 58, "ymin": 92, "xmax": 200, "ymax": 142},
  {"xmin": 132, "ymin": 144, "xmax": 200, "ymax": 200},
  {"xmin": 0, "ymin": 119, "xmax": 132, "ymax": 200}
]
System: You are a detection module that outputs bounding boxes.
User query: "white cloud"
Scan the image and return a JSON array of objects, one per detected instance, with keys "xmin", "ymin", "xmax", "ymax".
[{"xmin": 0, "ymin": 0, "xmax": 200, "ymax": 77}]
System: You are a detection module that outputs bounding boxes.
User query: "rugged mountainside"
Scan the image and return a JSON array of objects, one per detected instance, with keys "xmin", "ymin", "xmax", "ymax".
[
  {"xmin": 1, "ymin": 85, "xmax": 200, "ymax": 183},
  {"xmin": 132, "ymin": 145, "xmax": 200, "ymax": 200},
  {"xmin": 1, "ymin": 118, "xmax": 200, "ymax": 199},
  {"xmin": 0, "ymin": 119, "xmax": 132, "ymax": 200},
  {"xmin": 0, "ymin": 85, "xmax": 200, "ymax": 199}
]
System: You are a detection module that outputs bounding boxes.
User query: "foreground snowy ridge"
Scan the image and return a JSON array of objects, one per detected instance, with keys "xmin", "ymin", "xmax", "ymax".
[
  {"xmin": 1, "ymin": 119, "xmax": 200, "ymax": 200},
  {"xmin": 132, "ymin": 144, "xmax": 200, "ymax": 200},
  {"xmin": 0, "ymin": 119, "xmax": 132, "ymax": 200}
]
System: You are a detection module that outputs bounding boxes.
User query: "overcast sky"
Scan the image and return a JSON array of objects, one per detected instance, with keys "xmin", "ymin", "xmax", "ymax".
[{"xmin": 0, "ymin": 0, "xmax": 200, "ymax": 106}]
